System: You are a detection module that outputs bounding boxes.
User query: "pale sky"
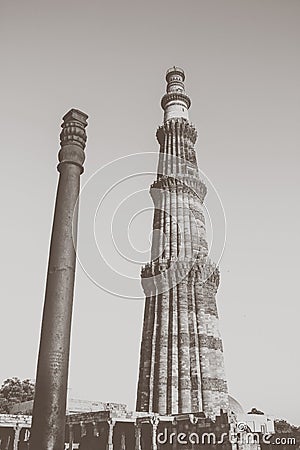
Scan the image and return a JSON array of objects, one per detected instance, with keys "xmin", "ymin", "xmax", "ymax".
[{"xmin": 1, "ymin": 0, "xmax": 300, "ymax": 425}]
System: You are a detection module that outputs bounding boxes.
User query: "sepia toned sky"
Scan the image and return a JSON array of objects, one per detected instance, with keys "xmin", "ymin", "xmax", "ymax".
[{"xmin": 1, "ymin": 0, "xmax": 300, "ymax": 425}]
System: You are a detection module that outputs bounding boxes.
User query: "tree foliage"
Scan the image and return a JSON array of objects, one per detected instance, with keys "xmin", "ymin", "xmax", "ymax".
[
  {"xmin": 0, "ymin": 377, "xmax": 35, "ymax": 413},
  {"xmin": 275, "ymin": 419, "xmax": 300, "ymax": 434}
]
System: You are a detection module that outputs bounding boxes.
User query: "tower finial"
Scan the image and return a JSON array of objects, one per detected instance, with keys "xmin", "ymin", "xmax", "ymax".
[{"xmin": 161, "ymin": 66, "xmax": 191, "ymax": 122}]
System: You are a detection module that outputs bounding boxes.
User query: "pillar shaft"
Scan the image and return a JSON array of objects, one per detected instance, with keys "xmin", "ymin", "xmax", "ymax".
[
  {"xmin": 29, "ymin": 109, "xmax": 88, "ymax": 450},
  {"xmin": 68, "ymin": 425, "xmax": 74, "ymax": 450},
  {"xmin": 107, "ymin": 420, "xmax": 115, "ymax": 450},
  {"xmin": 135, "ymin": 424, "xmax": 142, "ymax": 450}
]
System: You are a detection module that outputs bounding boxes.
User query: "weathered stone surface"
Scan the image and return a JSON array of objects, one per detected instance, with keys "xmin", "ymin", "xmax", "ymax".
[
  {"xmin": 136, "ymin": 68, "xmax": 228, "ymax": 420},
  {"xmin": 199, "ymin": 334, "xmax": 223, "ymax": 351},
  {"xmin": 29, "ymin": 110, "xmax": 88, "ymax": 450},
  {"xmin": 202, "ymin": 377, "xmax": 228, "ymax": 393}
]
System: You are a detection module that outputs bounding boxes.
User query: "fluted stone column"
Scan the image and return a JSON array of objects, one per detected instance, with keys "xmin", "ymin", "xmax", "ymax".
[
  {"xmin": 177, "ymin": 278, "xmax": 191, "ymax": 412},
  {"xmin": 136, "ymin": 67, "xmax": 228, "ymax": 418},
  {"xmin": 182, "ymin": 187, "xmax": 192, "ymax": 259},
  {"xmin": 168, "ymin": 270, "xmax": 179, "ymax": 414},
  {"xmin": 170, "ymin": 186, "xmax": 177, "ymax": 259},
  {"xmin": 164, "ymin": 189, "xmax": 171, "ymax": 259},
  {"xmin": 149, "ymin": 293, "xmax": 159, "ymax": 413},
  {"xmin": 156, "ymin": 277, "xmax": 169, "ymax": 414},
  {"xmin": 188, "ymin": 193, "xmax": 199, "ymax": 258},
  {"xmin": 176, "ymin": 184, "xmax": 184, "ymax": 257},
  {"xmin": 29, "ymin": 109, "xmax": 88, "ymax": 450},
  {"xmin": 136, "ymin": 293, "xmax": 154, "ymax": 411},
  {"xmin": 187, "ymin": 272, "xmax": 202, "ymax": 412}
]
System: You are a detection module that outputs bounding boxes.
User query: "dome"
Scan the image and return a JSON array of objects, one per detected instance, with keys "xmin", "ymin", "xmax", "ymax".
[{"xmin": 228, "ymin": 395, "xmax": 245, "ymax": 415}]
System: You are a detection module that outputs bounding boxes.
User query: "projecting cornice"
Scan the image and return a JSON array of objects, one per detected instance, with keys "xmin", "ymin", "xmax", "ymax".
[
  {"xmin": 141, "ymin": 257, "xmax": 220, "ymax": 288},
  {"xmin": 150, "ymin": 175, "xmax": 207, "ymax": 203},
  {"xmin": 156, "ymin": 118, "xmax": 197, "ymax": 145},
  {"xmin": 161, "ymin": 92, "xmax": 191, "ymax": 110}
]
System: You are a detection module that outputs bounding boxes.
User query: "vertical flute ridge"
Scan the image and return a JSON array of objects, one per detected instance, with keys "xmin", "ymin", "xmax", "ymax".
[
  {"xmin": 188, "ymin": 275, "xmax": 202, "ymax": 411},
  {"xmin": 149, "ymin": 293, "xmax": 158, "ymax": 412},
  {"xmin": 177, "ymin": 277, "xmax": 191, "ymax": 412},
  {"xmin": 157, "ymin": 283, "xmax": 169, "ymax": 414},
  {"xmin": 167, "ymin": 271, "xmax": 179, "ymax": 414}
]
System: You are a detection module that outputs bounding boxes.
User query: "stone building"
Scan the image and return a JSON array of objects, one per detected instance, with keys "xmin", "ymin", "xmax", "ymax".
[
  {"xmin": 0, "ymin": 405, "xmax": 275, "ymax": 450},
  {"xmin": 0, "ymin": 410, "xmax": 234, "ymax": 450}
]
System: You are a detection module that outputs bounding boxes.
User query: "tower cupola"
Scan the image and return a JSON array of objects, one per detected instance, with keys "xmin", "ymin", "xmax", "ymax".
[{"xmin": 161, "ymin": 66, "xmax": 191, "ymax": 122}]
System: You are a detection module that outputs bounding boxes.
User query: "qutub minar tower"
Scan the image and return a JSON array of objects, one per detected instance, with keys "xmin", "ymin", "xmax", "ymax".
[{"xmin": 136, "ymin": 67, "xmax": 229, "ymax": 419}]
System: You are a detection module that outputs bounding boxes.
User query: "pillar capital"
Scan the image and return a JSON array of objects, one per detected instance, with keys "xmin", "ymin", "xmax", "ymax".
[
  {"xmin": 58, "ymin": 108, "xmax": 88, "ymax": 173},
  {"xmin": 60, "ymin": 109, "xmax": 88, "ymax": 149}
]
